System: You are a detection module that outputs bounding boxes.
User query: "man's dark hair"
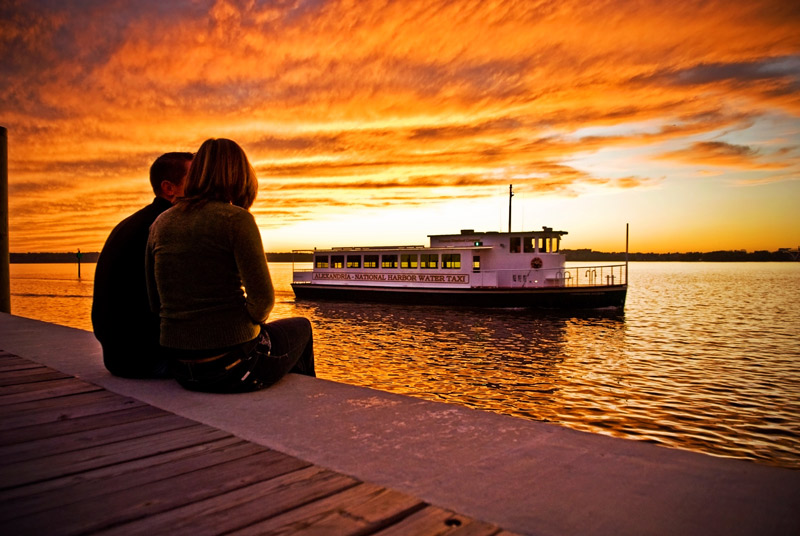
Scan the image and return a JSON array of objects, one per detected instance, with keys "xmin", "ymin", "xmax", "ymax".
[{"xmin": 149, "ymin": 152, "xmax": 194, "ymax": 196}]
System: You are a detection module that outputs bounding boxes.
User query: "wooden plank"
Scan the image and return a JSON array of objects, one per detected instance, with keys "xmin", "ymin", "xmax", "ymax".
[
  {"xmin": 0, "ymin": 438, "xmax": 267, "ymax": 520},
  {"xmin": 0, "ymin": 436, "xmax": 246, "ymax": 502},
  {"xmin": 96, "ymin": 466, "xmax": 361, "ymax": 536},
  {"xmin": 0, "ymin": 367, "xmax": 71, "ymax": 386},
  {"xmin": 0, "ymin": 364, "xmax": 51, "ymax": 376},
  {"xmin": 0, "ymin": 377, "xmax": 101, "ymax": 405},
  {"xmin": 229, "ymin": 482, "xmax": 427, "ymax": 536},
  {"xmin": 0, "ymin": 390, "xmax": 146, "ymax": 429},
  {"xmin": 372, "ymin": 506, "xmax": 512, "ymax": 535},
  {"xmin": 0, "ymin": 352, "xmax": 33, "ymax": 363},
  {"xmin": 0, "ymin": 404, "xmax": 171, "ymax": 446},
  {"xmin": 0, "ymin": 406, "xmax": 181, "ymax": 454},
  {"xmin": 0, "ymin": 376, "xmax": 90, "ymax": 396},
  {"xmin": 0, "ymin": 412, "xmax": 201, "ymax": 464},
  {"xmin": 0, "ymin": 360, "xmax": 45, "ymax": 373},
  {"xmin": 4, "ymin": 449, "xmax": 313, "ymax": 535},
  {"xmin": 0, "ymin": 424, "xmax": 232, "ymax": 489}
]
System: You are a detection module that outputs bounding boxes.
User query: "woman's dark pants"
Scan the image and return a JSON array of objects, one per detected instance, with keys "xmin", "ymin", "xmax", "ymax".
[{"xmin": 171, "ymin": 317, "xmax": 315, "ymax": 393}]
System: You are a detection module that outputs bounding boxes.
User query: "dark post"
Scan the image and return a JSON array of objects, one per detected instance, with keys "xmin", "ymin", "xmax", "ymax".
[
  {"xmin": 625, "ymin": 223, "xmax": 629, "ymax": 284},
  {"xmin": 0, "ymin": 126, "xmax": 9, "ymax": 313},
  {"xmin": 76, "ymin": 248, "xmax": 83, "ymax": 279},
  {"xmin": 508, "ymin": 184, "xmax": 513, "ymax": 233}
]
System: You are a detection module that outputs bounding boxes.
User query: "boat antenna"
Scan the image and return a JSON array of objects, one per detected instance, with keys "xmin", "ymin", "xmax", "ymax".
[{"xmin": 508, "ymin": 184, "xmax": 513, "ymax": 233}]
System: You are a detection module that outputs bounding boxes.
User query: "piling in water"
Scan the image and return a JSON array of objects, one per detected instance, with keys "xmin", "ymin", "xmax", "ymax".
[{"xmin": 0, "ymin": 126, "xmax": 9, "ymax": 313}]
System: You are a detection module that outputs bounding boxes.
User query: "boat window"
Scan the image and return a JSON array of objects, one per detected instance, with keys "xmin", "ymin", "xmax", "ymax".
[
  {"xmin": 315, "ymin": 255, "xmax": 329, "ymax": 268},
  {"xmin": 401, "ymin": 254, "xmax": 418, "ymax": 269},
  {"xmin": 421, "ymin": 253, "xmax": 438, "ymax": 269},
  {"xmin": 542, "ymin": 238, "xmax": 550, "ymax": 253},
  {"xmin": 331, "ymin": 255, "xmax": 344, "ymax": 269},
  {"xmin": 363, "ymin": 254, "xmax": 379, "ymax": 268},
  {"xmin": 381, "ymin": 254, "xmax": 398, "ymax": 268},
  {"xmin": 554, "ymin": 237, "xmax": 560, "ymax": 252},
  {"xmin": 510, "ymin": 237, "xmax": 521, "ymax": 253},
  {"xmin": 442, "ymin": 253, "xmax": 461, "ymax": 269},
  {"xmin": 473, "ymin": 255, "xmax": 481, "ymax": 273},
  {"xmin": 346, "ymin": 255, "xmax": 361, "ymax": 268},
  {"xmin": 524, "ymin": 237, "xmax": 535, "ymax": 253}
]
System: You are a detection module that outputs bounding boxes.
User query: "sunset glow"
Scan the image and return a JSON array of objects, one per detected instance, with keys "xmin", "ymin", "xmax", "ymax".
[{"xmin": 2, "ymin": 0, "xmax": 799, "ymax": 253}]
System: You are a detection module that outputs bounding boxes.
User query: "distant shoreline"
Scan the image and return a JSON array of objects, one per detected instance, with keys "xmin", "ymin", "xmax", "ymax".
[
  {"xmin": 9, "ymin": 250, "xmax": 799, "ymax": 263},
  {"xmin": 8, "ymin": 252, "xmax": 314, "ymax": 263}
]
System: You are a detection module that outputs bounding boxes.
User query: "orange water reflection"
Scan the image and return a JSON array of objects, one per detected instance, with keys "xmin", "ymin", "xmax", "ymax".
[{"xmin": 9, "ymin": 261, "xmax": 800, "ymax": 468}]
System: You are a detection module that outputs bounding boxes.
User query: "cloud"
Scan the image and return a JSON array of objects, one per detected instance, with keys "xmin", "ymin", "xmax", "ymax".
[
  {"xmin": 2, "ymin": 0, "xmax": 799, "ymax": 251},
  {"xmin": 669, "ymin": 58, "xmax": 800, "ymax": 87},
  {"xmin": 658, "ymin": 141, "xmax": 792, "ymax": 169},
  {"xmin": 634, "ymin": 56, "xmax": 800, "ymax": 114}
]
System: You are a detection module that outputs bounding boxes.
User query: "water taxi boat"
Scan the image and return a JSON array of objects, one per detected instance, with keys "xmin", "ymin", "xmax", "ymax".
[{"xmin": 291, "ymin": 227, "xmax": 628, "ymax": 309}]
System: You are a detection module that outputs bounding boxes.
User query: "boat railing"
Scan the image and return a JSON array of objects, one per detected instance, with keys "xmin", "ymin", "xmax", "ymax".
[
  {"xmin": 555, "ymin": 264, "xmax": 627, "ymax": 287},
  {"xmin": 475, "ymin": 264, "xmax": 627, "ymax": 288},
  {"xmin": 329, "ymin": 245, "xmax": 427, "ymax": 251}
]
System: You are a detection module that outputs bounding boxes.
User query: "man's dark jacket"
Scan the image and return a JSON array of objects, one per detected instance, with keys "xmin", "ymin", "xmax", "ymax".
[{"xmin": 92, "ymin": 197, "xmax": 172, "ymax": 377}]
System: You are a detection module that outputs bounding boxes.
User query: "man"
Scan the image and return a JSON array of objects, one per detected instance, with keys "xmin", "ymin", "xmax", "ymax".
[{"xmin": 92, "ymin": 152, "xmax": 193, "ymax": 377}]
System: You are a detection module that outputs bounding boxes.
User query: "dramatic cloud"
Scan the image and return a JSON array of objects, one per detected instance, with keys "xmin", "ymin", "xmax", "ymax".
[
  {"xmin": 658, "ymin": 141, "xmax": 794, "ymax": 169},
  {"xmin": 1, "ymin": 0, "xmax": 799, "ymax": 252}
]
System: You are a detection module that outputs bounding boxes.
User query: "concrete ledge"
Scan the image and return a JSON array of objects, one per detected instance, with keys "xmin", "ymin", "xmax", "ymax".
[{"xmin": 1, "ymin": 312, "xmax": 798, "ymax": 536}]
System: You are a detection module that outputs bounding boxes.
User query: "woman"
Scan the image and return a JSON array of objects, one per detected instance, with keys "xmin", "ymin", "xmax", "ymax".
[{"xmin": 146, "ymin": 138, "xmax": 315, "ymax": 392}]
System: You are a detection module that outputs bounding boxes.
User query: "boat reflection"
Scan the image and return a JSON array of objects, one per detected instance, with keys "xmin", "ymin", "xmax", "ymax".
[{"xmin": 290, "ymin": 299, "xmax": 626, "ymax": 422}]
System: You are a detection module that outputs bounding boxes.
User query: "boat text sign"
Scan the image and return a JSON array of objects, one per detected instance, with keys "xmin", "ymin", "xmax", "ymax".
[{"xmin": 313, "ymin": 272, "xmax": 470, "ymax": 284}]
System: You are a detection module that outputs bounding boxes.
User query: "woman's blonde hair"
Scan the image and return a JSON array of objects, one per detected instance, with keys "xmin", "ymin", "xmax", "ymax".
[{"xmin": 182, "ymin": 138, "xmax": 258, "ymax": 209}]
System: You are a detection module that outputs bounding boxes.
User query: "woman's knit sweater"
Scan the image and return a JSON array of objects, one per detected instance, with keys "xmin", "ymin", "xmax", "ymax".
[{"xmin": 146, "ymin": 200, "xmax": 274, "ymax": 350}]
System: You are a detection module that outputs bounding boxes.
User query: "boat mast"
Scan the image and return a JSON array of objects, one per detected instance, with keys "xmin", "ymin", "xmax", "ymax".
[{"xmin": 508, "ymin": 184, "xmax": 513, "ymax": 233}]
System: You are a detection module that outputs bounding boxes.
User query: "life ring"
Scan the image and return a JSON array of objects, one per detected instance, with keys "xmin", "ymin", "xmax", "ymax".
[{"xmin": 531, "ymin": 257, "xmax": 543, "ymax": 269}]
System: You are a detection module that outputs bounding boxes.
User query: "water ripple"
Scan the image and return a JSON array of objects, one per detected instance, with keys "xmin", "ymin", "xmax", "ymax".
[{"xmin": 10, "ymin": 261, "xmax": 800, "ymax": 468}]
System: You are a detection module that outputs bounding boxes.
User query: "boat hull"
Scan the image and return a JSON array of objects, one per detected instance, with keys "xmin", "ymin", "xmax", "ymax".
[{"xmin": 291, "ymin": 283, "xmax": 627, "ymax": 309}]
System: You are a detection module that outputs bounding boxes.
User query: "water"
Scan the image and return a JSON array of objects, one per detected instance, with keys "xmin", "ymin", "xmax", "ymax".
[{"xmin": 8, "ymin": 262, "xmax": 800, "ymax": 468}]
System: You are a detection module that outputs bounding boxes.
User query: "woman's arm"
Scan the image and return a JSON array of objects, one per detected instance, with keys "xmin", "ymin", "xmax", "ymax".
[
  {"xmin": 234, "ymin": 211, "xmax": 275, "ymax": 324},
  {"xmin": 144, "ymin": 231, "xmax": 161, "ymax": 315}
]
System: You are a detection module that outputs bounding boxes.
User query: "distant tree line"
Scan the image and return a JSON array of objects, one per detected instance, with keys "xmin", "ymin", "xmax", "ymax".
[
  {"xmin": 266, "ymin": 252, "xmax": 313, "ymax": 262},
  {"xmin": 562, "ymin": 249, "xmax": 799, "ymax": 262},
  {"xmin": 10, "ymin": 251, "xmax": 314, "ymax": 263},
  {"xmin": 10, "ymin": 252, "xmax": 101, "ymax": 263},
  {"xmin": 8, "ymin": 249, "xmax": 798, "ymax": 263}
]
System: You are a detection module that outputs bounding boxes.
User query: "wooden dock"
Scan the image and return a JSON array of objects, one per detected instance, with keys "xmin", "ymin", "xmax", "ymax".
[{"xmin": 0, "ymin": 350, "xmax": 517, "ymax": 535}]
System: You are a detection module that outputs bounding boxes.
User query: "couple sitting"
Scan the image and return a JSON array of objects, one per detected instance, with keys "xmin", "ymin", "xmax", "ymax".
[{"xmin": 92, "ymin": 139, "xmax": 314, "ymax": 392}]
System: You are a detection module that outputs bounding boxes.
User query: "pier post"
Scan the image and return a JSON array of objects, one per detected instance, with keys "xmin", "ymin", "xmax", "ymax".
[
  {"xmin": 625, "ymin": 223, "xmax": 629, "ymax": 285},
  {"xmin": 0, "ymin": 127, "xmax": 9, "ymax": 313}
]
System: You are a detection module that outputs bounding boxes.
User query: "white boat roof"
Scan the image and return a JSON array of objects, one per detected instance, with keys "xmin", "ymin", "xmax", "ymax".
[
  {"xmin": 297, "ymin": 227, "xmax": 567, "ymax": 254},
  {"xmin": 323, "ymin": 245, "xmax": 495, "ymax": 252},
  {"xmin": 429, "ymin": 228, "xmax": 568, "ymax": 238}
]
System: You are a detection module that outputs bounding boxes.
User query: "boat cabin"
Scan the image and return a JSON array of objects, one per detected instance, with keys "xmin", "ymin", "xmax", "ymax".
[{"xmin": 299, "ymin": 228, "xmax": 571, "ymax": 290}]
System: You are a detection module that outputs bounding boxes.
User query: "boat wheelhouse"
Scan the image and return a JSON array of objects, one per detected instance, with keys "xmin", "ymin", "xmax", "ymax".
[{"xmin": 291, "ymin": 227, "xmax": 628, "ymax": 309}]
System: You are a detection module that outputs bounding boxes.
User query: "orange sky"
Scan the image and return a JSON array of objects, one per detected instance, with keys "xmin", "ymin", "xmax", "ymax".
[{"xmin": 2, "ymin": 0, "xmax": 799, "ymax": 253}]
